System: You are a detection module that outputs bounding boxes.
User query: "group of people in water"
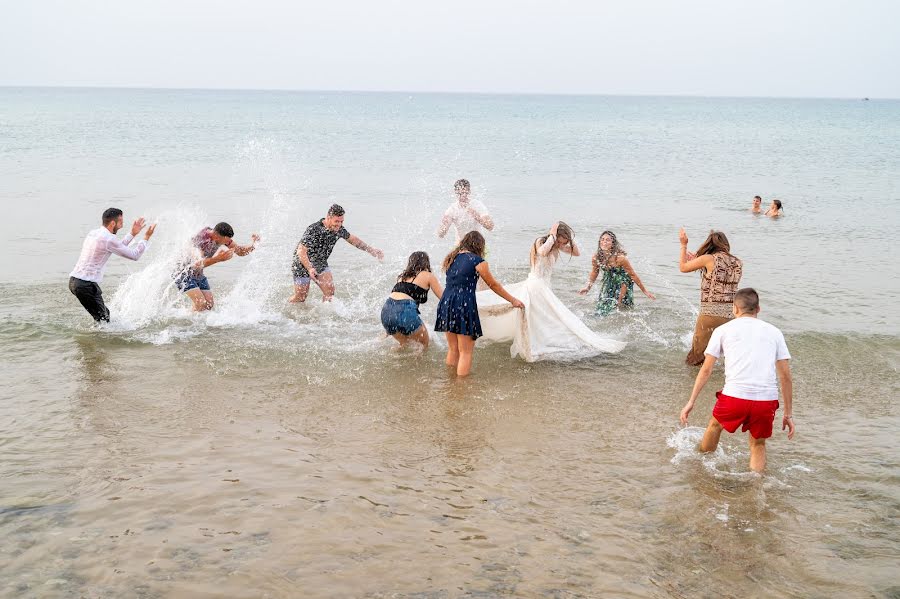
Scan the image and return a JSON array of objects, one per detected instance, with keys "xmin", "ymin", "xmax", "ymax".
[
  {"xmin": 68, "ymin": 180, "xmax": 794, "ymax": 472},
  {"xmin": 752, "ymin": 195, "xmax": 784, "ymax": 217}
]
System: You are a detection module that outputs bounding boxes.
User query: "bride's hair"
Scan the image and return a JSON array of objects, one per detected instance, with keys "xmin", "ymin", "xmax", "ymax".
[
  {"xmin": 594, "ymin": 230, "xmax": 626, "ymax": 268},
  {"xmin": 531, "ymin": 221, "xmax": 575, "ymax": 267},
  {"xmin": 443, "ymin": 230, "xmax": 486, "ymax": 271},
  {"xmin": 398, "ymin": 251, "xmax": 431, "ymax": 281}
]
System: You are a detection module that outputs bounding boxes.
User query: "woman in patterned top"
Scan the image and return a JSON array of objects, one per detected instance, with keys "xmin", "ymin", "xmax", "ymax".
[
  {"xmin": 679, "ymin": 228, "xmax": 743, "ymax": 365},
  {"xmin": 579, "ymin": 230, "xmax": 655, "ymax": 315}
]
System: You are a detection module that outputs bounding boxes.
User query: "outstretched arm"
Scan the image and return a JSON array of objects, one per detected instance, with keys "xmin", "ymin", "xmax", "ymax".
[
  {"xmin": 619, "ymin": 257, "xmax": 655, "ymax": 299},
  {"xmin": 475, "ymin": 262, "xmax": 523, "ymax": 308},
  {"xmin": 680, "ymin": 354, "xmax": 717, "ymax": 424},
  {"xmin": 579, "ymin": 256, "xmax": 600, "ymax": 294},
  {"xmin": 233, "ymin": 234, "xmax": 260, "ymax": 256},
  {"xmin": 347, "ymin": 234, "xmax": 384, "ymax": 259},
  {"xmin": 109, "ymin": 222, "xmax": 156, "ymax": 261}
]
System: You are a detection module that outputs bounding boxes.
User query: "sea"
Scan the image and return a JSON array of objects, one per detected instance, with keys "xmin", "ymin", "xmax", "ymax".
[{"xmin": 0, "ymin": 87, "xmax": 898, "ymax": 598}]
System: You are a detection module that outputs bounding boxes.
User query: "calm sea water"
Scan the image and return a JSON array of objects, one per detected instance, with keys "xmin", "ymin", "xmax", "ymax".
[{"xmin": 0, "ymin": 88, "xmax": 898, "ymax": 598}]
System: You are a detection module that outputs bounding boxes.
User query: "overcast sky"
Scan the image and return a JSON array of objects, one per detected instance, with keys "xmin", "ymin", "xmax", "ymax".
[{"xmin": 2, "ymin": 0, "xmax": 898, "ymax": 98}]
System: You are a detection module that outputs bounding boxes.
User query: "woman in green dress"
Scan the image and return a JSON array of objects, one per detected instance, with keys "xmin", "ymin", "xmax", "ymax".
[{"xmin": 579, "ymin": 230, "xmax": 655, "ymax": 315}]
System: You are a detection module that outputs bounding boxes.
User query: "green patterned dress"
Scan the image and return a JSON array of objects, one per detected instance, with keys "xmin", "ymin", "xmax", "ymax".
[{"xmin": 597, "ymin": 266, "xmax": 635, "ymax": 316}]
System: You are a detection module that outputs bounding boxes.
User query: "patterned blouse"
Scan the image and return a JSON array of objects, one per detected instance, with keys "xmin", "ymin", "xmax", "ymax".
[{"xmin": 699, "ymin": 252, "xmax": 743, "ymax": 317}]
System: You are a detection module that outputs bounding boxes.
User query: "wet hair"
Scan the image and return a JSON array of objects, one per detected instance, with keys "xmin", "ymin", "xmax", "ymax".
[
  {"xmin": 398, "ymin": 251, "xmax": 431, "ymax": 281},
  {"xmin": 454, "ymin": 179, "xmax": 470, "ymax": 192},
  {"xmin": 213, "ymin": 222, "xmax": 234, "ymax": 238},
  {"xmin": 327, "ymin": 204, "xmax": 345, "ymax": 217},
  {"xmin": 734, "ymin": 287, "xmax": 760, "ymax": 313},
  {"xmin": 773, "ymin": 199, "xmax": 783, "ymax": 210},
  {"xmin": 443, "ymin": 230, "xmax": 486, "ymax": 271},
  {"xmin": 694, "ymin": 230, "xmax": 731, "ymax": 257},
  {"xmin": 531, "ymin": 222, "xmax": 575, "ymax": 267},
  {"xmin": 102, "ymin": 208, "xmax": 123, "ymax": 225},
  {"xmin": 753, "ymin": 195, "xmax": 762, "ymax": 201},
  {"xmin": 594, "ymin": 230, "xmax": 626, "ymax": 269}
]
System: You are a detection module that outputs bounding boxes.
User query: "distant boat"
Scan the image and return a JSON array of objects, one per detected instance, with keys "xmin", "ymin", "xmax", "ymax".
[{"xmin": 863, "ymin": 97, "xmax": 870, "ymax": 101}]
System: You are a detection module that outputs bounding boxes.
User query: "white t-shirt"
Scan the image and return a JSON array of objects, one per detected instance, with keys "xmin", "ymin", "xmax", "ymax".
[
  {"xmin": 705, "ymin": 316, "xmax": 791, "ymax": 401},
  {"xmin": 443, "ymin": 199, "xmax": 490, "ymax": 242}
]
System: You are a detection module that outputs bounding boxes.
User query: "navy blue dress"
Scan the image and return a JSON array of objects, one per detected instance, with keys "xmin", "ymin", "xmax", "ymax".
[{"xmin": 434, "ymin": 252, "xmax": 485, "ymax": 339}]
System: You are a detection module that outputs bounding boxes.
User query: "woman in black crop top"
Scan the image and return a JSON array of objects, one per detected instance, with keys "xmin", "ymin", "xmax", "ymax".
[{"xmin": 381, "ymin": 251, "xmax": 443, "ymax": 349}]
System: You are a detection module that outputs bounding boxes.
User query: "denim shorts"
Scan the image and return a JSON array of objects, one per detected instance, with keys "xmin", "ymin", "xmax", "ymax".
[
  {"xmin": 293, "ymin": 267, "xmax": 331, "ymax": 286},
  {"xmin": 175, "ymin": 273, "xmax": 211, "ymax": 292},
  {"xmin": 381, "ymin": 298, "xmax": 423, "ymax": 336}
]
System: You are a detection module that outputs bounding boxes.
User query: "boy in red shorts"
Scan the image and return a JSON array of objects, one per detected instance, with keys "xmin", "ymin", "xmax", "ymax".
[{"xmin": 679, "ymin": 288, "xmax": 795, "ymax": 472}]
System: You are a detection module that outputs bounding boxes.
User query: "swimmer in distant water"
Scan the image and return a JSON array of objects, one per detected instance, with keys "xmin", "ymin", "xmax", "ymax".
[
  {"xmin": 766, "ymin": 199, "xmax": 784, "ymax": 217},
  {"xmin": 436, "ymin": 179, "xmax": 494, "ymax": 243},
  {"xmin": 289, "ymin": 204, "xmax": 383, "ymax": 303},
  {"xmin": 751, "ymin": 195, "xmax": 763, "ymax": 214},
  {"xmin": 381, "ymin": 252, "xmax": 443, "ymax": 349},
  {"xmin": 174, "ymin": 222, "xmax": 259, "ymax": 312},
  {"xmin": 679, "ymin": 288, "xmax": 795, "ymax": 473},
  {"xmin": 69, "ymin": 208, "xmax": 156, "ymax": 322}
]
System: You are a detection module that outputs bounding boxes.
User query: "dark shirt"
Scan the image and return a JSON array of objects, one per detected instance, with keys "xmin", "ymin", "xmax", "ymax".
[
  {"xmin": 392, "ymin": 281, "xmax": 429, "ymax": 305},
  {"xmin": 291, "ymin": 219, "xmax": 351, "ymax": 277}
]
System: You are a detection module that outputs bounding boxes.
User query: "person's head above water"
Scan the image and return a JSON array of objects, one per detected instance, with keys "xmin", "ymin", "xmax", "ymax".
[
  {"xmin": 454, "ymin": 179, "xmax": 471, "ymax": 204},
  {"xmin": 209, "ymin": 222, "xmax": 234, "ymax": 245},
  {"xmin": 531, "ymin": 222, "xmax": 575, "ymax": 265},
  {"xmin": 102, "ymin": 208, "xmax": 124, "ymax": 233},
  {"xmin": 595, "ymin": 230, "xmax": 626, "ymax": 264},
  {"xmin": 443, "ymin": 230, "xmax": 486, "ymax": 271},
  {"xmin": 695, "ymin": 230, "xmax": 732, "ymax": 256},
  {"xmin": 753, "ymin": 196, "xmax": 762, "ymax": 207},
  {"xmin": 770, "ymin": 199, "xmax": 783, "ymax": 212},
  {"xmin": 398, "ymin": 251, "xmax": 431, "ymax": 281},
  {"xmin": 324, "ymin": 204, "xmax": 345, "ymax": 231},
  {"xmin": 733, "ymin": 287, "xmax": 760, "ymax": 316}
]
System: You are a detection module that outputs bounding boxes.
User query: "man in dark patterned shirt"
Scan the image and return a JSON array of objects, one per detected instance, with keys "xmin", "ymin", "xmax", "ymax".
[{"xmin": 289, "ymin": 204, "xmax": 383, "ymax": 302}]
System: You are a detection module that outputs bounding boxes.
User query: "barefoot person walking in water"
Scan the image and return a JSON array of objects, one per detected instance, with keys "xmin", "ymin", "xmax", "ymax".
[
  {"xmin": 679, "ymin": 228, "xmax": 743, "ymax": 365},
  {"xmin": 679, "ymin": 288, "xmax": 795, "ymax": 472},
  {"xmin": 579, "ymin": 230, "xmax": 655, "ymax": 316},
  {"xmin": 69, "ymin": 208, "xmax": 156, "ymax": 322},
  {"xmin": 435, "ymin": 231, "xmax": 523, "ymax": 376},
  {"xmin": 290, "ymin": 204, "xmax": 383, "ymax": 303},
  {"xmin": 175, "ymin": 222, "xmax": 259, "ymax": 312}
]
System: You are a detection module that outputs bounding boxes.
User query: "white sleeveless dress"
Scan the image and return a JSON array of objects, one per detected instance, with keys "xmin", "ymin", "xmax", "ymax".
[{"xmin": 475, "ymin": 238, "xmax": 626, "ymax": 362}]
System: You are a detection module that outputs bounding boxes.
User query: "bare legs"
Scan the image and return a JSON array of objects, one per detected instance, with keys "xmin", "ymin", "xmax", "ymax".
[
  {"xmin": 185, "ymin": 289, "xmax": 215, "ymax": 312},
  {"xmin": 288, "ymin": 271, "xmax": 335, "ymax": 303},
  {"xmin": 392, "ymin": 324, "xmax": 430, "ymax": 350},
  {"xmin": 698, "ymin": 416, "xmax": 768, "ymax": 473},
  {"xmin": 444, "ymin": 332, "xmax": 475, "ymax": 377}
]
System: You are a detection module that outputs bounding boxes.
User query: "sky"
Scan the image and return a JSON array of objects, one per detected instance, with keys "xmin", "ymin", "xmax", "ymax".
[{"xmin": 1, "ymin": 0, "xmax": 898, "ymax": 98}]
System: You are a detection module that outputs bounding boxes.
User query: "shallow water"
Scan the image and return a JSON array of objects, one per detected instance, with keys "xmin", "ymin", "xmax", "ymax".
[{"xmin": 1, "ymin": 88, "xmax": 899, "ymax": 597}]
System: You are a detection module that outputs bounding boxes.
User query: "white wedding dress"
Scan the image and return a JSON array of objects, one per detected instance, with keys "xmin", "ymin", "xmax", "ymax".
[{"xmin": 476, "ymin": 238, "xmax": 627, "ymax": 362}]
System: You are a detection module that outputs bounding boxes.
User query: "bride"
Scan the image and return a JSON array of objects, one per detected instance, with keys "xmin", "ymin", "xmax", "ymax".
[{"xmin": 476, "ymin": 222, "xmax": 626, "ymax": 362}]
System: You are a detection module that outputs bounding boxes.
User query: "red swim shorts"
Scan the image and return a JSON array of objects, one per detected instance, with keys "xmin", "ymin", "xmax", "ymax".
[{"xmin": 712, "ymin": 391, "xmax": 780, "ymax": 439}]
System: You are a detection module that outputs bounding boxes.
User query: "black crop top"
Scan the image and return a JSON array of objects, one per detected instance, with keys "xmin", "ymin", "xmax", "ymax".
[{"xmin": 392, "ymin": 281, "xmax": 429, "ymax": 304}]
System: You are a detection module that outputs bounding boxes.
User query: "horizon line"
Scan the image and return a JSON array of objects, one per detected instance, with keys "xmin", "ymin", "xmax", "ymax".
[{"xmin": 0, "ymin": 84, "xmax": 893, "ymax": 102}]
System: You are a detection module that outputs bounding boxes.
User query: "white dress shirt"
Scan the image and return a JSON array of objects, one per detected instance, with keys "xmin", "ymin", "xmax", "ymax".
[{"xmin": 70, "ymin": 227, "xmax": 149, "ymax": 283}]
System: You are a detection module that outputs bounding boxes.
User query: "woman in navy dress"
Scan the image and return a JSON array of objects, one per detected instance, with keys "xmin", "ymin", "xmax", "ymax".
[{"xmin": 435, "ymin": 231, "xmax": 524, "ymax": 376}]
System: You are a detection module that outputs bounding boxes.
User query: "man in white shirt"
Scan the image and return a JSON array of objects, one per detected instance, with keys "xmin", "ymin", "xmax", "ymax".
[
  {"xmin": 69, "ymin": 208, "xmax": 156, "ymax": 322},
  {"xmin": 436, "ymin": 179, "xmax": 494, "ymax": 243},
  {"xmin": 679, "ymin": 288, "xmax": 795, "ymax": 472}
]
